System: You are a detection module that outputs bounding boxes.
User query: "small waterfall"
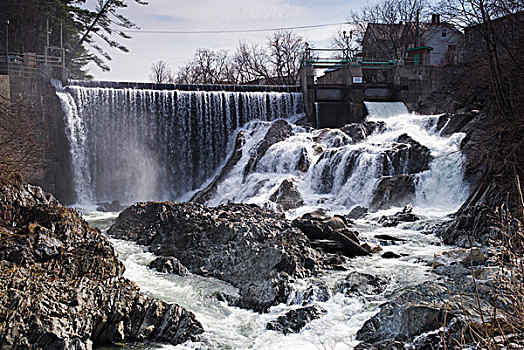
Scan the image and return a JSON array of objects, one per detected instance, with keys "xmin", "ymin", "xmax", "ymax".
[
  {"xmin": 201, "ymin": 101, "xmax": 468, "ymax": 214},
  {"xmin": 57, "ymin": 85, "xmax": 303, "ymax": 204}
]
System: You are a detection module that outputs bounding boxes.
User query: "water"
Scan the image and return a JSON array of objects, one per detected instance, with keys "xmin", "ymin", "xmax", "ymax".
[
  {"xmin": 79, "ymin": 102, "xmax": 469, "ymax": 349},
  {"xmin": 204, "ymin": 102, "xmax": 468, "ymax": 216},
  {"xmin": 57, "ymin": 85, "xmax": 303, "ymax": 205}
]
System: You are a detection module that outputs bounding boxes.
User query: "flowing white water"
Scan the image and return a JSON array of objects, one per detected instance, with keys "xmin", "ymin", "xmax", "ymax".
[
  {"xmin": 205, "ymin": 102, "xmax": 468, "ymax": 216},
  {"xmin": 57, "ymin": 85, "xmax": 303, "ymax": 205},
  {"xmin": 79, "ymin": 101, "xmax": 470, "ymax": 349}
]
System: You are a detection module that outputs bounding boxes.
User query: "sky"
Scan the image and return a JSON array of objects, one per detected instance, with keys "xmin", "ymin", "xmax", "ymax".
[{"xmin": 86, "ymin": 0, "xmax": 363, "ymax": 82}]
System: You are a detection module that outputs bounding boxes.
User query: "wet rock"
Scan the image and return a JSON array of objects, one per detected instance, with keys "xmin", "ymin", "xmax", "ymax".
[
  {"xmin": 108, "ymin": 202, "xmax": 329, "ymax": 312},
  {"xmin": 340, "ymin": 121, "xmax": 387, "ymax": 144},
  {"xmin": 374, "ymin": 234, "xmax": 407, "ymax": 243},
  {"xmin": 244, "ymin": 120, "xmax": 293, "ymax": 176},
  {"xmin": 354, "ymin": 340, "xmax": 405, "ymax": 350},
  {"xmin": 437, "ymin": 112, "xmax": 477, "ymax": 137},
  {"xmin": 346, "ymin": 206, "xmax": 369, "ymax": 220},
  {"xmin": 432, "ymin": 248, "xmax": 485, "ymax": 269},
  {"xmin": 292, "ymin": 213, "xmax": 369, "ymax": 259},
  {"xmin": 382, "ymin": 251, "xmax": 401, "ymax": 259},
  {"xmin": 370, "ymin": 175, "xmax": 416, "ymax": 211},
  {"xmin": 269, "ymin": 179, "xmax": 304, "ymax": 210},
  {"xmin": 437, "ymin": 203, "xmax": 501, "ymax": 247},
  {"xmin": 381, "ymin": 134, "xmax": 433, "ymax": 177},
  {"xmin": 0, "ymin": 183, "xmax": 203, "ymax": 349},
  {"xmin": 356, "ymin": 282, "xmax": 453, "ymax": 345},
  {"xmin": 377, "ymin": 204, "xmax": 420, "ymax": 227},
  {"xmin": 337, "ymin": 272, "xmax": 389, "ymax": 296},
  {"xmin": 96, "ymin": 200, "xmax": 124, "ymax": 212},
  {"xmin": 296, "ymin": 147, "xmax": 311, "ymax": 172},
  {"xmin": 291, "ymin": 283, "xmax": 332, "ymax": 304},
  {"xmin": 149, "ymin": 256, "xmax": 190, "ymax": 276},
  {"xmin": 191, "ymin": 130, "xmax": 245, "ymax": 204},
  {"xmin": 266, "ymin": 305, "xmax": 327, "ymax": 334}
]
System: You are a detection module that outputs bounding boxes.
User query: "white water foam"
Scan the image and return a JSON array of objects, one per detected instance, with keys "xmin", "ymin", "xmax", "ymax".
[{"xmin": 80, "ymin": 101, "xmax": 469, "ymax": 349}]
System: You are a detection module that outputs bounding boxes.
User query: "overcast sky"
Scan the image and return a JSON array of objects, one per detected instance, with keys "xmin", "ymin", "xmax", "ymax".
[{"xmin": 87, "ymin": 0, "xmax": 363, "ymax": 82}]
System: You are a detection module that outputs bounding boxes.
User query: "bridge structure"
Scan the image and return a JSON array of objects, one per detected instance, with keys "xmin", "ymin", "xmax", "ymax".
[{"xmin": 300, "ymin": 48, "xmax": 406, "ymax": 128}]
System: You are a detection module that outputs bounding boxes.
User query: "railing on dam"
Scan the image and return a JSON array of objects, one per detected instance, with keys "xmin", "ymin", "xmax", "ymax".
[{"xmin": 69, "ymin": 80, "xmax": 301, "ymax": 93}]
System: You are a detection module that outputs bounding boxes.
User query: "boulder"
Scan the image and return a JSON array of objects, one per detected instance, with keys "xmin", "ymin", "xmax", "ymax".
[
  {"xmin": 336, "ymin": 272, "xmax": 389, "ymax": 296},
  {"xmin": 382, "ymin": 134, "xmax": 433, "ymax": 176},
  {"xmin": 269, "ymin": 179, "xmax": 304, "ymax": 210},
  {"xmin": 266, "ymin": 305, "xmax": 327, "ymax": 334},
  {"xmin": 381, "ymin": 251, "xmax": 402, "ymax": 259},
  {"xmin": 437, "ymin": 111, "xmax": 477, "ymax": 137},
  {"xmin": 356, "ymin": 282, "xmax": 453, "ymax": 345},
  {"xmin": 377, "ymin": 204, "xmax": 420, "ymax": 227},
  {"xmin": 96, "ymin": 199, "xmax": 124, "ymax": 212},
  {"xmin": 108, "ymin": 202, "xmax": 329, "ymax": 312},
  {"xmin": 191, "ymin": 130, "xmax": 245, "ymax": 204},
  {"xmin": 0, "ymin": 183, "xmax": 203, "ymax": 349},
  {"xmin": 347, "ymin": 206, "xmax": 369, "ymax": 220},
  {"xmin": 292, "ymin": 213, "xmax": 369, "ymax": 258},
  {"xmin": 340, "ymin": 121, "xmax": 387, "ymax": 144},
  {"xmin": 370, "ymin": 175, "xmax": 416, "ymax": 211},
  {"xmin": 244, "ymin": 120, "xmax": 293, "ymax": 176},
  {"xmin": 149, "ymin": 256, "xmax": 190, "ymax": 276}
]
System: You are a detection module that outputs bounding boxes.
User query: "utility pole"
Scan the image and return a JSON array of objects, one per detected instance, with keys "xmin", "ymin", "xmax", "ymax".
[
  {"xmin": 415, "ymin": 9, "xmax": 420, "ymax": 48},
  {"xmin": 5, "ymin": 19, "xmax": 8, "ymax": 60}
]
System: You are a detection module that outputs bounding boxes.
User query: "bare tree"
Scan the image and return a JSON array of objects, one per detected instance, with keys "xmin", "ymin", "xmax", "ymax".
[
  {"xmin": 174, "ymin": 49, "xmax": 234, "ymax": 84},
  {"xmin": 267, "ymin": 30, "xmax": 305, "ymax": 84},
  {"xmin": 174, "ymin": 30, "xmax": 305, "ymax": 85},
  {"xmin": 149, "ymin": 60, "xmax": 174, "ymax": 84},
  {"xmin": 350, "ymin": 0, "xmax": 428, "ymax": 59},
  {"xmin": 0, "ymin": 96, "xmax": 46, "ymax": 182},
  {"xmin": 437, "ymin": 0, "xmax": 523, "ymax": 116},
  {"xmin": 233, "ymin": 42, "xmax": 272, "ymax": 84}
]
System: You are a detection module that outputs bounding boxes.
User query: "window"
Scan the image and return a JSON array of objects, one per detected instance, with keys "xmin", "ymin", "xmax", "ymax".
[{"xmin": 442, "ymin": 30, "xmax": 447, "ymax": 38}]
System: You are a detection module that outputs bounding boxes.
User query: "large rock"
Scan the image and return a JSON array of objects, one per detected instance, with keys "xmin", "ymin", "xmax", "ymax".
[
  {"xmin": 370, "ymin": 175, "xmax": 416, "ymax": 211},
  {"xmin": 292, "ymin": 213, "xmax": 369, "ymax": 258},
  {"xmin": 0, "ymin": 183, "xmax": 202, "ymax": 349},
  {"xmin": 340, "ymin": 121, "xmax": 387, "ymax": 144},
  {"xmin": 377, "ymin": 204, "xmax": 420, "ymax": 227},
  {"xmin": 149, "ymin": 256, "xmax": 190, "ymax": 276},
  {"xmin": 108, "ymin": 202, "xmax": 329, "ymax": 312},
  {"xmin": 244, "ymin": 120, "xmax": 293, "ymax": 176},
  {"xmin": 191, "ymin": 130, "xmax": 245, "ymax": 204},
  {"xmin": 269, "ymin": 178, "xmax": 304, "ymax": 210},
  {"xmin": 356, "ymin": 282, "xmax": 453, "ymax": 345},
  {"xmin": 266, "ymin": 305, "xmax": 327, "ymax": 334},
  {"xmin": 382, "ymin": 134, "xmax": 433, "ymax": 176}
]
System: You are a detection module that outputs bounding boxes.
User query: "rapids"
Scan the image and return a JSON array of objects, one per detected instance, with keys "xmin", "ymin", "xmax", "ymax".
[{"xmin": 76, "ymin": 100, "xmax": 469, "ymax": 349}]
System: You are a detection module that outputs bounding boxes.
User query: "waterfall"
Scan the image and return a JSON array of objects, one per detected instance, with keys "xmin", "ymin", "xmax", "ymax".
[
  {"xmin": 56, "ymin": 85, "xmax": 303, "ymax": 204},
  {"xmin": 202, "ymin": 101, "xmax": 469, "ymax": 214}
]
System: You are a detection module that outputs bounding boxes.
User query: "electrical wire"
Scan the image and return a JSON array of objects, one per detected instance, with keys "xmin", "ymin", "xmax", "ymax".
[{"xmin": 124, "ymin": 21, "xmax": 351, "ymax": 34}]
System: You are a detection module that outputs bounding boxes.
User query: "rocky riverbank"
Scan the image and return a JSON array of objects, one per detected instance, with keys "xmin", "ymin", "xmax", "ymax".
[{"xmin": 0, "ymin": 181, "xmax": 203, "ymax": 349}]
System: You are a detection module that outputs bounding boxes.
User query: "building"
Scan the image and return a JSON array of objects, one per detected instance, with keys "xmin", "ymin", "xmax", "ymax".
[
  {"xmin": 464, "ymin": 11, "xmax": 524, "ymax": 62},
  {"xmin": 360, "ymin": 14, "xmax": 463, "ymax": 66}
]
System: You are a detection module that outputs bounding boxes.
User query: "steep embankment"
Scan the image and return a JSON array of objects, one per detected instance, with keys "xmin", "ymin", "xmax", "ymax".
[
  {"xmin": 0, "ymin": 180, "xmax": 203, "ymax": 349},
  {"xmin": 415, "ymin": 66, "xmax": 524, "ymax": 246}
]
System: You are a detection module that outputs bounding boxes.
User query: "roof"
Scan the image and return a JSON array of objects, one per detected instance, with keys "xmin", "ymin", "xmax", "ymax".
[{"xmin": 405, "ymin": 46, "xmax": 434, "ymax": 52}]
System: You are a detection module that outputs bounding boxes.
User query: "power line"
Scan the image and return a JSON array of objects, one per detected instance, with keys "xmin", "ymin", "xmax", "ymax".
[{"xmin": 125, "ymin": 21, "xmax": 351, "ymax": 34}]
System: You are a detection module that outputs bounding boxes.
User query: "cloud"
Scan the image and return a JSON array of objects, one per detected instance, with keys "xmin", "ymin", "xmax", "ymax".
[{"xmin": 85, "ymin": 0, "xmax": 360, "ymax": 82}]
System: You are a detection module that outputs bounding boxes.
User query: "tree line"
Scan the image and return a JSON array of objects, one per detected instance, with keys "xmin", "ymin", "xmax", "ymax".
[{"xmin": 150, "ymin": 30, "xmax": 305, "ymax": 85}]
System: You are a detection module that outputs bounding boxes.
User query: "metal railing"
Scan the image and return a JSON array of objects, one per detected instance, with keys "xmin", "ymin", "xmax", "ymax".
[{"xmin": 0, "ymin": 47, "xmax": 65, "ymax": 79}]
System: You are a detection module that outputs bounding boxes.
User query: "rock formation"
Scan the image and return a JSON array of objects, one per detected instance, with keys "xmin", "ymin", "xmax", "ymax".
[
  {"xmin": 108, "ymin": 201, "xmax": 332, "ymax": 312},
  {"xmin": 0, "ymin": 182, "xmax": 203, "ymax": 349}
]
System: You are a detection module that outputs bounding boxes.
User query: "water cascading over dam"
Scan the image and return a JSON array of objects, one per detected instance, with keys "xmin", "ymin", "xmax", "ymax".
[{"xmin": 57, "ymin": 84, "xmax": 303, "ymax": 204}]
